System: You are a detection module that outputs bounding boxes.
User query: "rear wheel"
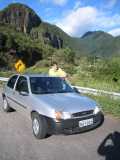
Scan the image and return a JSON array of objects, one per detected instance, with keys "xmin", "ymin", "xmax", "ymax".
[
  {"xmin": 3, "ymin": 97, "xmax": 12, "ymax": 112},
  {"xmin": 31, "ymin": 113, "xmax": 48, "ymax": 139}
]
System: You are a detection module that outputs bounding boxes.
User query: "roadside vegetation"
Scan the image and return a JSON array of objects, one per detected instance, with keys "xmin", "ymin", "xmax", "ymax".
[
  {"xmin": 86, "ymin": 94, "xmax": 120, "ymax": 118},
  {"xmin": 70, "ymin": 56, "xmax": 120, "ymax": 92}
]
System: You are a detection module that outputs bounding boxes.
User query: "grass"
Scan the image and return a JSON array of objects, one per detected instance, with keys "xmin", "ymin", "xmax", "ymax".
[
  {"xmin": 87, "ymin": 94, "xmax": 120, "ymax": 118},
  {"xmin": 70, "ymin": 74, "xmax": 120, "ymax": 93},
  {"xmin": 0, "ymin": 71, "xmax": 15, "ymax": 77},
  {"xmin": 25, "ymin": 66, "xmax": 48, "ymax": 74}
]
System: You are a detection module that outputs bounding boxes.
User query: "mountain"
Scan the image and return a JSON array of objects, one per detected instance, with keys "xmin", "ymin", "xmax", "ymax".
[
  {"xmin": 81, "ymin": 31, "xmax": 94, "ymax": 38},
  {"xmin": 0, "ymin": 3, "xmax": 41, "ymax": 33},
  {"xmin": 0, "ymin": 3, "xmax": 120, "ymax": 69},
  {"xmin": 80, "ymin": 31, "xmax": 116, "ymax": 57},
  {"xmin": 0, "ymin": 3, "xmax": 66, "ymax": 49}
]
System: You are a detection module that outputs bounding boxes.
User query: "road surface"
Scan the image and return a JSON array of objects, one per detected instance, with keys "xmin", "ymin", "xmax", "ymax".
[{"xmin": 0, "ymin": 92, "xmax": 120, "ymax": 160}]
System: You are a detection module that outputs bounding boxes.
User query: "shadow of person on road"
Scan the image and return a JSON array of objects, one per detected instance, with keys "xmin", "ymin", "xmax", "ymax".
[{"xmin": 98, "ymin": 131, "xmax": 120, "ymax": 160}]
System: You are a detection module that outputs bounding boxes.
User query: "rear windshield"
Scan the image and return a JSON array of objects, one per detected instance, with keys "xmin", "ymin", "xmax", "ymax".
[{"xmin": 30, "ymin": 77, "xmax": 74, "ymax": 94}]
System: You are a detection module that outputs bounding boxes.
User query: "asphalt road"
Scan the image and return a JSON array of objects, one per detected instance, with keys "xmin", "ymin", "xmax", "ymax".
[{"xmin": 0, "ymin": 93, "xmax": 120, "ymax": 160}]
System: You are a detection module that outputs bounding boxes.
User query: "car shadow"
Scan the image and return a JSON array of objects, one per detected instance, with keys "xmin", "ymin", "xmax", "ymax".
[
  {"xmin": 9, "ymin": 108, "xmax": 16, "ymax": 112},
  {"xmin": 98, "ymin": 131, "xmax": 120, "ymax": 160}
]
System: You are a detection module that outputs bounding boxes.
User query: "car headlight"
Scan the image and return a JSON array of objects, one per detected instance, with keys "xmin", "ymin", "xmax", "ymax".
[
  {"xmin": 55, "ymin": 111, "xmax": 72, "ymax": 121},
  {"xmin": 94, "ymin": 106, "xmax": 101, "ymax": 114}
]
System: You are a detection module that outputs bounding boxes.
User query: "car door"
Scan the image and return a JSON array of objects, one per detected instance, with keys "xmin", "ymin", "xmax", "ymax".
[
  {"xmin": 5, "ymin": 75, "xmax": 19, "ymax": 109},
  {"xmin": 13, "ymin": 76, "xmax": 30, "ymax": 116}
]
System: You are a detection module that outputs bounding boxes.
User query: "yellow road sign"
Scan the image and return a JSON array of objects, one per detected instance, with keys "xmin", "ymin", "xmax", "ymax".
[{"xmin": 15, "ymin": 60, "xmax": 26, "ymax": 73}]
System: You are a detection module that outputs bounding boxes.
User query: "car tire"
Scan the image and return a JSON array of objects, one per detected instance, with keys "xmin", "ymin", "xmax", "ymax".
[
  {"xmin": 3, "ymin": 97, "xmax": 12, "ymax": 112},
  {"xmin": 32, "ymin": 113, "xmax": 48, "ymax": 139}
]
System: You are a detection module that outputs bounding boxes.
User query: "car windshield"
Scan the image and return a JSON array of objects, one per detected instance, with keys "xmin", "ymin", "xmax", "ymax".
[{"xmin": 30, "ymin": 77, "xmax": 74, "ymax": 94}]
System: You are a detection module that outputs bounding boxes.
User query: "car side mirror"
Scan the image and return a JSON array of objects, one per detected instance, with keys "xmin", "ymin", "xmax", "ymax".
[
  {"xmin": 73, "ymin": 87, "xmax": 80, "ymax": 93},
  {"xmin": 19, "ymin": 91, "xmax": 29, "ymax": 96}
]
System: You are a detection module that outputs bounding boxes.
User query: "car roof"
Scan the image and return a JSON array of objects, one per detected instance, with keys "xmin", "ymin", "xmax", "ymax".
[
  {"xmin": 23, "ymin": 73, "xmax": 49, "ymax": 77},
  {"xmin": 12, "ymin": 73, "xmax": 57, "ymax": 78}
]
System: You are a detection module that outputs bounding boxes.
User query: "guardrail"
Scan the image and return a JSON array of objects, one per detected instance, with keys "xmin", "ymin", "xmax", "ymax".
[
  {"xmin": 0, "ymin": 77, "xmax": 9, "ymax": 82},
  {"xmin": 0, "ymin": 76, "xmax": 120, "ymax": 98},
  {"xmin": 75, "ymin": 86, "xmax": 120, "ymax": 98}
]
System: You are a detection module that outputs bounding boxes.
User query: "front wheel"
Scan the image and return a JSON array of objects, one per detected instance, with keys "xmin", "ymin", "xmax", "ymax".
[
  {"xmin": 31, "ymin": 113, "xmax": 48, "ymax": 139},
  {"xmin": 3, "ymin": 97, "xmax": 12, "ymax": 112}
]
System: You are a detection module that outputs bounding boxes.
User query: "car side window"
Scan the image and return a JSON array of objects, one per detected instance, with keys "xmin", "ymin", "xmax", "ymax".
[
  {"xmin": 7, "ymin": 75, "xmax": 18, "ymax": 89},
  {"xmin": 16, "ymin": 76, "xmax": 29, "ymax": 93}
]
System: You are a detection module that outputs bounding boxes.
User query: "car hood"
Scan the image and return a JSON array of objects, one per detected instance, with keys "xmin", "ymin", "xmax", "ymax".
[{"xmin": 34, "ymin": 93, "xmax": 97, "ymax": 113}]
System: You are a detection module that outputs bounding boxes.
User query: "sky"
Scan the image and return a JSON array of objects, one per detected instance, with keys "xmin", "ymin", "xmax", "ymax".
[{"xmin": 0, "ymin": 0, "xmax": 120, "ymax": 37}]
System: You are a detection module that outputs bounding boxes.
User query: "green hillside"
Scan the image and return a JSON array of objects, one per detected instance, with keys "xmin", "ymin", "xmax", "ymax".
[{"xmin": 80, "ymin": 31, "xmax": 116, "ymax": 57}]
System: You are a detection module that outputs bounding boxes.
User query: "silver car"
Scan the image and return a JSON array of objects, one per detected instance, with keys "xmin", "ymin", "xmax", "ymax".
[{"xmin": 2, "ymin": 74, "xmax": 104, "ymax": 139}]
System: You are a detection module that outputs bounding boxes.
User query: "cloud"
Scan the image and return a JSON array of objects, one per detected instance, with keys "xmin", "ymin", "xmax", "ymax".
[
  {"xmin": 109, "ymin": 28, "xmax": 120, "ymax": 36},
  {"xmin": 39, "ymin": 0, "xmax": 68, "ymax": 6},
  {"xmin": 55, "ymin": 5, "xmax": 120, "ymax": 37},
  {"xmin": 95, "ymin": 14, "xmax": 120, "ymax": 29},
  {"xmin": 105, "ymin": 0, "xmax": 117, "ymax": 9},
  {"xmin": 56, "ymin": 6, "xmax": 98, "ymax": 36},
  {"xmin": 74, "ymin": 1, "xmax": 82, "ymax": 10}
]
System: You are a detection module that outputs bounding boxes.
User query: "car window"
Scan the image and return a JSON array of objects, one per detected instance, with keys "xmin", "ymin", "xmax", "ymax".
[
  {"xmin": 16, "ymin": 76, "xmax": 29, "ymax": 93},
  {"xmin": 7, "ymin": 75, "xmax": 18, "ymax": 89},
  {"xmin": 30, "ymin": 77, "xmax": 74, "ymax": 94}
]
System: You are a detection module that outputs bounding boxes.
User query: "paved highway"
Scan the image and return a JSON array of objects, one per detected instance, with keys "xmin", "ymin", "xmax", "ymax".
[{"xmin": 0, "ymin": 92, "xmax": 120, "ymax": 160}]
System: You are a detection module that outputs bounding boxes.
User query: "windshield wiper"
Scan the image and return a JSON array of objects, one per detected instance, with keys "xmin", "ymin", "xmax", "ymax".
[
  {"xmin": 56, "ymin": 91, "xmax": 73, "ymax": 93},
  {"xmin": 33, "ymin": 90, "xmax": 73, "ymax": 94}
]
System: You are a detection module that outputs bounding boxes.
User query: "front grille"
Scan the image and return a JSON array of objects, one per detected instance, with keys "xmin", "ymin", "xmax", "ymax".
[{"xmin": 72, "ymin": 110, "xmax": 93, "ymax": 118}]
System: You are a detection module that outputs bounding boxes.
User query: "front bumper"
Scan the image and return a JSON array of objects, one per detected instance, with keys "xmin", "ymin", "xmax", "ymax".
[{"xmin": 49, "ymin": 112, "xmax": 104, "ymax": 135}]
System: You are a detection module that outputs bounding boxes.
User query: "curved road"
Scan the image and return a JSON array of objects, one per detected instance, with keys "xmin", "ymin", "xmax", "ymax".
[{"xmin": 0, "ymin": 93, "xmax": 120, "ymax": 160}]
